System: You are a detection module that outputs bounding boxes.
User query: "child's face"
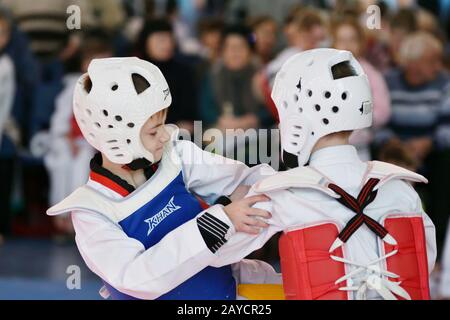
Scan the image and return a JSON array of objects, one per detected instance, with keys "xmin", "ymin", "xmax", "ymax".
[
  {"xmin": 139, "ymin": 111, "xmax": 170, "ymax": 163},
  {"xmin": 0, "ymin": 19, "xmax": 11, "ymax": 51}
]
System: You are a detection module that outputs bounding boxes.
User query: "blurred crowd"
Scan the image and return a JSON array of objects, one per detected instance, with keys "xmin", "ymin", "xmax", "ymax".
[{"xmin": 1, "ymin": 0, "xmax": 450, "ymax": 294}]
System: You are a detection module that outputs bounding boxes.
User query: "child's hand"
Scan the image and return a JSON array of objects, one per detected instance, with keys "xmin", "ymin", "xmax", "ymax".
[
  {"xmin": 223, "ymin": 195, "xmax": 272, "ymax": 235},
  {"xmin": 229, "ymin": 185, "xmax": 251, "ymax": 202}
]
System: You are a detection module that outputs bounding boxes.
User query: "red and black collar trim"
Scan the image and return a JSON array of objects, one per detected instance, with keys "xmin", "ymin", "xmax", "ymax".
[
  {"xmin": 89, "ymin": 153, "xmax": 135, "ymax": 196},
  {"xmin": 89, "ymin": 153, "xmax": 160, "ymax": 197}
]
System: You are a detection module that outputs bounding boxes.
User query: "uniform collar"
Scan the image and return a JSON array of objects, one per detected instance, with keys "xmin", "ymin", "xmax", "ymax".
[
  {"xmin": 89, "ymin": 153, "xmax": 159, "ymax": 197},
  {"xmin": 309, "ymin": 144, "xmax": 361, "ymax": 168}
]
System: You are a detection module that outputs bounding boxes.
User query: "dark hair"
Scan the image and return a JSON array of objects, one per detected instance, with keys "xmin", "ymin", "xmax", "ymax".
[
  {"xmin": 390, "ymin": 8, "xmax": 417, "ymax": 32},
  {"xmin": 197, "ymin": 18, "xmax": 225, "ymax": 36},
  {"xmin": 136, "ymin": 18, "xmax": 174, "ymax": 59},
  {"xmin": 221, "ymin": 24, "xmax": 255, "ymax": 50},
  {"xmin": 142, "ymin": 18, "xmax": 173, "ymax": 36},
  {"xmin": 249, "ymin": 15, "xmax": 277, "ymax": 31},
  {"xmin": 331, "ymin": 15, "xmax": 367, "ymax": 54},
  {"xmin": 294, "ymin": 8, "xmax": 325, "ymax": 32},
  {"xmin": 0, "ymin": 6, "xmax": 12, "ymax": 29},
  {"xmin": 80, "ymin": 29, "xmax": 113, "ymax": 61}
]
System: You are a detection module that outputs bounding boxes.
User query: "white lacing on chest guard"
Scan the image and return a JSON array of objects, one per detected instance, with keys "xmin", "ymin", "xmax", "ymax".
[{"xmin": 329, "ymin": 249, "xmax": 411, "ymax": 300}]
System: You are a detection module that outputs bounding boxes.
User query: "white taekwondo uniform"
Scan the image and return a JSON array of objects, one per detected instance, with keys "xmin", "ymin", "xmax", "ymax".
[
  {"xmin": 48, "ymin": 130, "xmax": 279, "ymax": 300},
  {"xmin": 210, "ymin": 145, "xmax": 436, "ymax": 300}
]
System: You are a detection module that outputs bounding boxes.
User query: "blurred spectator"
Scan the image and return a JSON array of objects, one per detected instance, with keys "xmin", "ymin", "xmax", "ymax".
[
  {"xmin": 81, "ymin": 0, "xmax": 125, "ymax": 32},
  {"xmin": 0, "ymin": 0, "xmax": 71, "ymax": 62},
  {"xmin": 378, "ymin": 138, "xmax": 418, "ymax": 172},
  {"xmin": 383, "ymin": 32, "xmax": 446, "ymax": 159},
  {"xmin": 261, "ymin": 7, "xmax": 327, "ymax": 120},
  {"xmin": 200, "ymin": 25, "xmax": 267, "ymax": 130},
  {"xmin": 197, "ymin": 17, "xmax": 224, "ymax": 65},
  {"xmin": 138, "ymin": 18, "xmax": 198, "ymax": 134},
  {"xmin": 0, "ymin": 8, "xmax": 15, "ymax": 243},
  {"xmin": 249, "ymin": 16, "xmax": 278, "ymax": 65},
  {"xmin": 0, "ymin": 8, "xmax": 14, "ymax": 146},
  {"xmin": 371, "ymin": 8, "xmax": 418, "ymax": 73},
  {"xmin": 382, "ymin": 31, "xmax": 450, "ymax": 256},
  {"xmin": 441, "ymin": 218, "xmax": 450, "ymax": 298},
  {"xmin": 200, "ymin": 24, "xmax": 272, "ymax": 164},
  {"xmin": 226, "ymin": 0, "xmax": 301, "ymax": 25},
  {"xmin": 41, "ymin": 31, "xmax": 113, "ymax": 234},
  {"xmin": 194, "ymin": 17, "xmax": 224, "ymax": 90},
  {"xmin": 332, "ymin": 16, "xmax": 391, "ymax": 160}
]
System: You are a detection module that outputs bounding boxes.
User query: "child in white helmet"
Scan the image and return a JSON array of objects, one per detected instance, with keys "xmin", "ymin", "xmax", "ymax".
[
  {"xmin": 47, "ymin": 57, "xmax": 279, "ymax": 300},
  {"xmin": 208, "ymin": 48, "xmax": 436, "ymax": 300}
]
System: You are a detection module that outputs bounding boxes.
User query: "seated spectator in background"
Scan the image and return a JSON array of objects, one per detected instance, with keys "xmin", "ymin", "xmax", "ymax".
[
  {"xmin": 332, "ymin": 16, "xmax": 391, "ymax": 160},
  {"xmin": 200, "ymin": 25, "xmax": 268, "ymax": 131},
  {"xmin": 383, "ymin": 32, "xmax": 446, "ymax": 164},
  {"xmin": 42, "ymin": 31, "xmax": 113, "ymax": 234},
  {"xmin": 265, "ymin": 7, "xmax": 327, "ymax": 87},
  {"xmin": 195, "ymin": 18, "xmax": 225, "ymax": 84},
  {"xmin": 441, "ymin": 218, "xmax": 450, "ymax": 299},
  {"xmin": 378, "ymin": 138, "xmax": 418, "ymax": 172},
  {"xmin": 1, "ymin": 0, "xmax": 71, "ymax": 62},
  {"xmin": 258, "ymin": 7, "xmax": 327, "ymax": 120},
  {"xmin": 0, "ymin": 8, "xmax": 16, "ymax": 244},
  {"xmin": 197, "ymin": 18, "xmax": 225, "ymax": 65},
  {"xmin": 0, "ymin": 7, "xmax": 14, "ymax": 146},
  {"xmin": 381, "ymin": 31, "xmax": 450, "ymax": 257},
  {"xmin": 0, "ymin": 5, "xmax": 38, "ymax": 147},
  {"xmin": 368, "ymin": 8, "xmax": 418, "ymax": 74},
  {"xmin": 249, "ymin": 16, "xmax": 277, "ymax": 65},
  {"xmin": 200, "ymin": 25, "xmax": 272, "ymax": 163},
  {"xmin": 138, "ymin": 18, "xmax": 198, "ymax": 134}
]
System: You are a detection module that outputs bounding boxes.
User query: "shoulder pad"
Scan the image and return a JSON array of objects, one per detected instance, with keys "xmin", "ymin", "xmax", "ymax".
[
  {"xmin": 368, "ymin": 161, "xmax": 428, "ymax": 190},
  {"xmin": 46, "ymin": 186, "xmax": 120, "ymax": 221},
  {"xmin": 253, "ymin": 166, "xmax": 340, "ymax": 198}
]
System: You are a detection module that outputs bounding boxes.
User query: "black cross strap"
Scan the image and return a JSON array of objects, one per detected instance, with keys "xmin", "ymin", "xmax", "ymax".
[{"xmin": 328, "ymin": 178, "xmax": 388, "ymax": 243}]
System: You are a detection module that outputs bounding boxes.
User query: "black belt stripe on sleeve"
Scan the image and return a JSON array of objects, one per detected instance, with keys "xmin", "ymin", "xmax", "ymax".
[{"xmin": 197, "ymin": 212, "xmax": 230, "ymax": 253}]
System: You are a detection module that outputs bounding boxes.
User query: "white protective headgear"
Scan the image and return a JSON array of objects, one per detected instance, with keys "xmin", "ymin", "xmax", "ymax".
[
  {"xmin": 73, "ymin": 57, "xmax": 172, "ymax": 165},
  {"xmin": 271, "ymin": 48, "xmax": 373, "ymax": 166}
]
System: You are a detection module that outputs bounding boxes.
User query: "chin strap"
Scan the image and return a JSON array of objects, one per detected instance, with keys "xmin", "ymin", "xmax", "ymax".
[
  {"xmin": 282, "ymin": 150, "xmax": 299, "ymax": 169},
  {"xmin": 122, "ymin": 158, "xmax": 152, "ymax": 171}
]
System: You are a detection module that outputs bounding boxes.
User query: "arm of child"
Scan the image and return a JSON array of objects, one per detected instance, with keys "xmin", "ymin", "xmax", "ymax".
[
  {"xmin": 209, "ymin": 189, "xmax": 285, "ymax": 268},
  {"xmin": 175, "ymin": 140, "xmax": 275, "ymax": 204},
  {"xmin": 71, "ymin": 204, "xmax": 234, "ymax": 300}
]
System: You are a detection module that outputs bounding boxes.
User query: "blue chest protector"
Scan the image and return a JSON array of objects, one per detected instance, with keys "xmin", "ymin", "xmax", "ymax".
[
  {"xmin": 102, "ymin": 170, "xmax": 236, "ymax": 300},
  {"xmin": 46, "ymin": 131, "xmax": 238, "ymax": 300}
]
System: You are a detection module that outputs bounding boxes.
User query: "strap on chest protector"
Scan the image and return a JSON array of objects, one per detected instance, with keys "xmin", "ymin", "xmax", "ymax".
[{"xmin": 327, "ymin": 178, "xmax": 396, "ymax": 252}]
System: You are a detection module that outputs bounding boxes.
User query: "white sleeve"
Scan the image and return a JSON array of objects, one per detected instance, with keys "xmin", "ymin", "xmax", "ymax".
[
  {"xmin": 175, "ymin": 140, "xmax": 275, "ymax": 204},
  {"xmin": 440, "ymin": 220, "xmax": 450, "ymax": 298},
  {"xmin": 71, "ymin": 205, "xmax": 231, "ymax": 300},
  {"xmin": 210, "ymin": 190, "xmax": 284, "ymax": 267}
]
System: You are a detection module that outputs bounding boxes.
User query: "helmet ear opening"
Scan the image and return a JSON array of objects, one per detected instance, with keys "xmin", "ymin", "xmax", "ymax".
[
  {"xmin": 83, "ymin": 76, "xmax": 93, "ymax": 93},
  {"xmin": 132, "ymin": 73, "xmax": 151, "ymax": 94},
  {"xmin": 331, "ymin": 61, "xmax": 358, "ymax": 80}
]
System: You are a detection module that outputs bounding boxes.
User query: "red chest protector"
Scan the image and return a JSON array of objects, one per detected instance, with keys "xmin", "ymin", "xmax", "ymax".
[{"xmin": 256, "ymin": 161, "xmax": 430, "ymax": 300}]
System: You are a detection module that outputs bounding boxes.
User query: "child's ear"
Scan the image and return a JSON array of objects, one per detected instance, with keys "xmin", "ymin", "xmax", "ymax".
[{"xmin": 132, "ymin": 73, "xmax": 151, "ymax": 94}]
